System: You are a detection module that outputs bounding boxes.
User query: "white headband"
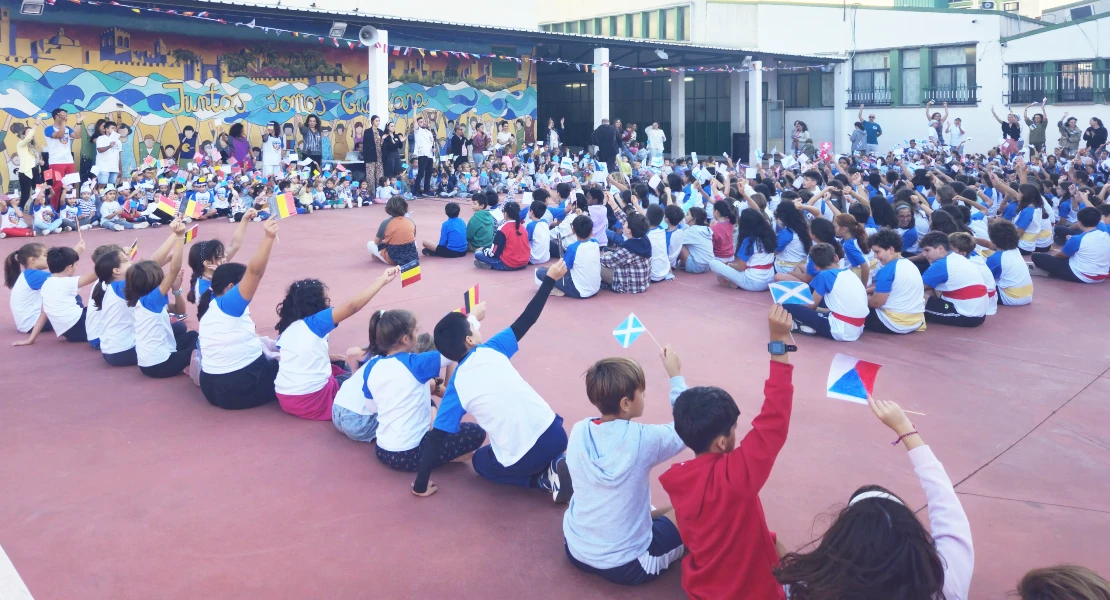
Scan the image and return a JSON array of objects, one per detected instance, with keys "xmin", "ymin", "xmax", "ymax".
[{"xmin": 849, "ymin": 490, "xmax": 904, "ymax": 507}]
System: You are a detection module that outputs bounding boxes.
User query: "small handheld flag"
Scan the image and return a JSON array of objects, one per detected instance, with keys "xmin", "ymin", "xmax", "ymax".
[
  {"xmin": 128, "ymin": 239, "xmax": 138, "ymax": 261},
  {"xmin": 275, "ymin": 192, "xmax": 296, "ymax": 218},
  {"xmin": 826, "ymin": 354, "xmax": 882, "ymax": 405},
  {"xmin": 184, "ymin": 196, "xmax": 201, "ymax": 219},
  {"xmin": 153, "ymin": 197, "xmax": 178, "ymax": 220},
  {"xmin": 769, "ymin": 281, "xmax": 814, "ymax": 305},
  {"xmin": 184, "ymin": 224, "xmax": 198, "ymax": 244},
  {"xmin": 400, "ymin": 260, "xmax": 421, "ymax": 288},
  {"xmin": 462, "ymin": 284, "xmax": 479, "ymax": 315},
  {"xmin": 613, "ymin": 313, "xmax": 661, "ymax": 350}
]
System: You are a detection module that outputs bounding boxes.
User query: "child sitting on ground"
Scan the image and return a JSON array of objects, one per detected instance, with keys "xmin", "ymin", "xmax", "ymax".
[
  {"xmin": 27, "ymin": 241, "xmax": 98, "ymax": 344},
  {"xmin": 368, "ymin": 196, "xmax": 418, "ymax": 267},
  {"xmin": 645, "ymin": 205, "xmax": 674, "ymax": 282},
  {"xmin": 421, "ymin": 202, "xmax": 469, "ymax": 258},
  {"xmin": 783, "ymin": 242, "xmax": 869, "ymax": 342},
  {"xmin": 660, "ymin": 305, "xmax": 796, "ymax": 600},
  {"xmin": 466, "ymin": 192, "xmax": 496, "ymax": 251},
  {"xmin": 865, "ymin": 229, "xmax": 926, "ymax": 335},
  {"xmin": 677, "ymin": 207, "xmax": 717, "ymax": 274},
  {"xmin": 949, "ymin": 232, "xmax": 998, "ymax": 317},
  {"xmin": 475, "ymin": 201, "xmax": 531, "ymax": 271},
  {"xmin": 600, "ymin": 212, "xmax": 652, "ymax": 294},
  {"xmin": 526, "ymin": 201, "xmax": 551, "ymax": 264},
  {"xmin": 273, "ymin": 267, "xmax": 399, "ymax": 420},
  {"xmin": 664, "ymin": 204, "xmax": 684, "ymax": 268},
  {"xmin": 537, "ymin": 215, "xmax": 600, "ymax": 299},
  {"xmin": 413, "ymin": 260, "xmax": 572, "ymax": 500},
  {"xmin": 563, "ymin": 348, "xmax": 688, "ymax": 585},
  {"xmin": 986, "ymin": 220, "xmax": 1034, "ymax": 305},
  {"xmin": 919, "ymin": 231, "xmax": 989, "ymax": 327}
]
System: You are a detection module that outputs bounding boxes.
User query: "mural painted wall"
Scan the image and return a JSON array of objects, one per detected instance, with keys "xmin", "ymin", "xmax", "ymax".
[{"xmin": 0, "ymin": 9, "xmax": 536, "ymax": 187}]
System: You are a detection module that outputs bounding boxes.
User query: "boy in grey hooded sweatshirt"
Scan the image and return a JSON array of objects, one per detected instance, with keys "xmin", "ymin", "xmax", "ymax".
[{"xmin": 562, "ymin": 346, "xmax": 688, "ymax": 585}]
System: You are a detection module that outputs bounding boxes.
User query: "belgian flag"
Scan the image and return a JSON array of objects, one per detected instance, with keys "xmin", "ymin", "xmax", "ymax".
[
  {"xmin": 462, "ymin": 284, "xmax": 479, "ymax": 315},
  {"xmin": 153, "ymin": 196, "xmax": 178, "ymax": 220},
  {"xmin": 400, "ymin": 259, "xmax": 421, "ymax": 288}
]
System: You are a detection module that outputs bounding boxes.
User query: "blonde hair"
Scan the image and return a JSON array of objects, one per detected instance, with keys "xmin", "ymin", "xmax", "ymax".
[{"xmin": 1016, "ymin": 565, "xmax": 1110, "ymax": 600}]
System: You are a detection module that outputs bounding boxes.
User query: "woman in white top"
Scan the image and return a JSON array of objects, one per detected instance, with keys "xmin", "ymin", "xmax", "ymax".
[
  {"xmin": 260, "ymin": 121, "xmax": 285, "ymax": 179},
  {"xmin": 198, "ymin": 218, "xmax": 280, "ymax": 409},
  {"xmin": 775, "ymin": 395, "xmax": 973, "ymax": 600},
  {"xmin": 124, "ymin": 218, "xmax": 196, "ymax": 378}
]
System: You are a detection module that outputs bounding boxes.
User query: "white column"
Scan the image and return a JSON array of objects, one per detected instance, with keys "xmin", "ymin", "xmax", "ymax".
[
  {"xmin": 748, "ymin": 61, "xmax": 763, "ymax": 162},
  {"xmin": 832, "ymin": 63, "xmax": 851, "ymax": 155},
  {"xmin": 729, "ymin": 71, "xmax": 746, "ymax": 161},
  {"xmin": 367, "ymin": 29, "xmax": 390, "ymax": 121},
  {"xmin": 670, "ymin": 72, "xmax": 685, "ymax": 157},
  {"xmin": 593, "ymin": 47, "xmax": 609, "ymax": 128}
]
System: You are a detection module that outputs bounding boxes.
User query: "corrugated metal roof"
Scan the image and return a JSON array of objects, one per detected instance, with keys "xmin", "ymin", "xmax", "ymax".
[{"xmin": 178, "ymin": 0, "xmax": 842, "ymax": 62}]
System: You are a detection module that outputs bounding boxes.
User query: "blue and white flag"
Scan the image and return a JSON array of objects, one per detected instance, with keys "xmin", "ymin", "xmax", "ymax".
[
  {"xmin": 769, "ymin": 281, "xmax": 814, "ymax": 305},
  {"xmin": 613, "ymin": 313, "xmax": 647, "ymax": 349}
]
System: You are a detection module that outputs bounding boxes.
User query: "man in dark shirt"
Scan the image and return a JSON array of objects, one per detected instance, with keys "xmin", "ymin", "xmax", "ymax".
[{"xmin": 591, "ymin": 118, "xmax": 620, "ymax": 173}]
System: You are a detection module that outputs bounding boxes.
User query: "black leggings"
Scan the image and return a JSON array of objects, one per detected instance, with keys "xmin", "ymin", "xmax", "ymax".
[
  {"xmin": 139, "ymin": 321, "xmax": 198, "ymax": 378},
  {"xmin": 423, "ymin": 245, "xmax": 468, "ymax": 258},
  {"xmin": 863, "ymin": 309, "xmax": 903, "ymax": 334},
  {"xmin": 923, "ymin": 296, "xmax": 985, "ymax": 328},
  {"xmin": 200, "ymin": 353, "xmax": 280, "ymax": 409},
  {"xmin": 103, "ymin": 347, "xmax": 138, "ymax": 367},
  {"xmin": 19, "ymin": 170, "xmax": 39, "ymax": 210},
  {"xmin": 1031, "ymin": 253, "xmax": 1083, "ymax": 283}
]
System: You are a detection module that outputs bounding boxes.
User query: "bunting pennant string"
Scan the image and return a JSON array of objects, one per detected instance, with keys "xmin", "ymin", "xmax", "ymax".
[{"xmin": 52, "ymin": 0, "xmax": 837, "ymax": 75}]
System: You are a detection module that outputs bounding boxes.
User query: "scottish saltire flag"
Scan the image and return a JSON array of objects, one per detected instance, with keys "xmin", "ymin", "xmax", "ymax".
[
  {"xmin": 827, "ymin": 354, "xmax": 883, "ymax": 404},
  {"xmin": 613, "ymin": 313, "xmax": 646, "ymax": 349},
  {"xmin": 769, "ymin": 281, "xmax": 814, "ymax": 305}
]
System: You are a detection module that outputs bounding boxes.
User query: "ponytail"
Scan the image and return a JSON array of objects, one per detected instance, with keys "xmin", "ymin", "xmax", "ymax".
[
  {"xmin": 503, "ymin": 201, "xmax": 523, "ymax": 235},
  {"xmin": 5, "ymin": 243, "xmax": 46, "ymax": 289},
  {"xmin": 366, "ymin": 309, "xmax": 417, "ymax": 357},
  {"xmin": 187, "ymin": 239, "xmax": 226, "ymax": 304},
  {"xmin": 91, "ymin": 251, "xmax": 124, "ymax": 310},
  {"xmin": 714, "ymin": 200, "xmax": 737, "ymax": 225},
  {"xmin": 835, "ymin": 214, "xmax": 870, "ymax": 254},
  {"xmin": 197, "ymin": 289, "xmax": 214, "ymax": 319}
]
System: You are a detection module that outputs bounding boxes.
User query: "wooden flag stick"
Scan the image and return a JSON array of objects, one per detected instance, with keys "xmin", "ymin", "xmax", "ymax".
[
  {"xmin": 644, "ymin": 328, "xmax": 664, "ymax": 351},
  {"xmin": 904, "ymin": 409, "xmax": 926, "ymax": 416}
]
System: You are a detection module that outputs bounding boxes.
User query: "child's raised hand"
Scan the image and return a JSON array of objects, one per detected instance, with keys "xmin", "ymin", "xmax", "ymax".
[
  {"xmin": 73, "ymin": 239, "xmax": 86, "ymax": 256},
  {"xmin": 768, "ymin": 305, "xmax": 793, "ymax": 341},
  {"xmin": 660, "ymin": 344, "xmax": 681, "ymax": 378},
  {"xmin": 243, "ymin": 207, "xmax": 258, "ymax": 222},
  {"xmin": 471, "ymin": 301, "xmax": 487, "ymax": 322},
  {"xmin": 262, "ymin": 217, "xmax": 279, "ymax": 238},
  {"xmin": 172, "ymin": 268, "xmax": 185, "ymax": 291},
  {"xmin": 546, "ymin": 259, "xmax": 568, "ymax": 280},
  {"xmin": 380, "ymin": 266, "xmax": 401, "ymax": 283},
  {"xmin": 170, "ymin": 218, "xmax": 187, "ymax": 236},
  {"xmin": 867, "ymin": 394, "xmax": 914, "ymax": 436}
]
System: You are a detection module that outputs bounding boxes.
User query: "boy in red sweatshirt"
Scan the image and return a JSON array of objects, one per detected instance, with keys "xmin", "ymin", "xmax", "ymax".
[{"xmin": 659, "ymin": 305, "xmax": 795, "ymax": 600}]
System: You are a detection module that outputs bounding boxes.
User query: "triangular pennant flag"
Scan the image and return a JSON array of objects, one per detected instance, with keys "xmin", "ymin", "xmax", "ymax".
[
  {"xmin": 826, "ymin": 354, "xmax": 883, "ymax": 404},
  {"xmin": 768, "ymin": 281, "xmax": 814, "ymax": 305},
  {"xmin": 612, "ymin": 313, "xmax": 646, "ymax": 349}
]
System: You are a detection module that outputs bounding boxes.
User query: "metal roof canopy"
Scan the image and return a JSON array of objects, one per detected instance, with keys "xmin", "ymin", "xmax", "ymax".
[{"xmin": 117, "ymin": 0, "xmax": 839, "ymax": 67}]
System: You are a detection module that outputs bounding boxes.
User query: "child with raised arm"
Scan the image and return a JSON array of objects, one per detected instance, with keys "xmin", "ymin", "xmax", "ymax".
[
  {"xmin": 563, "ymin": 347, "xmax": 688, "ymax": 585},
  {"xmin": 273, "ymin": 267, "xmax": 400, "ymax": 420},
  {"xmin": 659, "ymin": 305, "xmax": 796, "ymax": 600},
  {"xmin": 19, "ymin": 240, "xmax": 99, "ymax": 345},
  {"xmin": 775, "ymin": 394, "xmax": 973, "ymax": 600},
  {"xmin": 414, "ymin": 260, "xmax": 572, "ymax": 501},
  {"xmin": 782, "ymin": 243, "xmax": 869, "ymax": 341}
]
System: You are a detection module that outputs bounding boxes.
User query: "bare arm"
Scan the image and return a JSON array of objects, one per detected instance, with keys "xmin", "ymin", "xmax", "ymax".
[
  {"xmin": 331, "ymin": 267, "xmax": 400, "ymax": 325},
  {"xmin": 224, "ymin": 210, "xmax": 253, "ymax": 262},
  {"xmin": 158, "ymin": 219, "xmax": 188, "ymax": 296},
  {"xmin": 238, "ymin": 218, "xmax": 278, "ymax": 301},
  {"xmin": 12, "ymin": 312, "xmax": 49, "ymax": 347}
]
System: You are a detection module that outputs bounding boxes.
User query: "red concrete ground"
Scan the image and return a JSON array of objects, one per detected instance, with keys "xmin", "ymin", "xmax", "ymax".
[{"xmin": 1, "ymin": 200, "xmax": 1108, "ymax": 599}]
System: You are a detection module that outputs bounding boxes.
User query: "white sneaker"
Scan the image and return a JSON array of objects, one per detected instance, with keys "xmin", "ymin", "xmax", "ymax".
[
  {"xmin": 113, "ymin": 224, "xmax": 125, "ymax": 231},
  {"xmin": 80, "ymin": 224, "xmax": 92, "ymax": 231},
  {"xmin": 134, "ymin": 221, "xmax": 150, "ymax": 229},
  {"xmin": 41, "ymin": 229, "xmax": 52, "ymax": 236},
  {"xmin": 62, "ymin": 226, "xmax": 73, "ymax": 232},
  {"xmin": 0, "ymin": 232, "xmax": 6, "ymax": 239}
]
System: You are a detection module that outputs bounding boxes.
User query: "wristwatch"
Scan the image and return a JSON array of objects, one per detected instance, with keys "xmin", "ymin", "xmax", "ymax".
[{"xmin": 767, "ymin": 340, "xmax": 797, "ymax": 355}]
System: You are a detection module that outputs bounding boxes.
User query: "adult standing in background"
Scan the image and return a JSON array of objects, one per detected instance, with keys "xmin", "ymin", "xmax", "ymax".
[
  {"xmin": 858, "ymin": 105, "xmax": 882, "ymax": 154},
  {"xmin": 1058, "ymin": 113, "xmax": 1083, "ymax": 157},
  {"xmin": 546, "ymin": 117, "xmax": 563, "ymax": 154},
  {"xmin": 412, "ymin": 116, "xmax": 435, "ymax": 198},
  {"xmin": 16, "ymin": 120, "xmax": 44, "ymax": 212},
  {"xmin": 591, "ymin": 118, "xmax": 619, "ymax": 173},
  {"xmin": 471, "ymin": 122, "xmax": 491, "ymax": 165},
  {"xmin": 1084, "ymin": 117, "xmax": 1107, "ymax": 151},
  {"xmin": 44, "ymin": 108, "xmax": 76, "ymax": 205},
  {"xmin": 261, "ymin": 121, "xmax": 285, "ymax": 178},
  {"xmin": 496, "ymin": 121, "xmax": 516, "ymax": 157},
  {"xmin": 227, "ymin": 123, "xmax": 253, "ymax": 170},
  {"xmin": 646, "ymin": 121, "xmax": 666, "ymax": 164},
  {"xmin": 990, "ymin": 105, "xmax": 1022, "ymax": 156},
  {"xmin": 1023, "ymin": 101, "xmax": 1048, "ymax": 155},
  {"xmin": 946, "ymin": 117, "xmax": 967, "ymax": 152},
  {"xmin": 297, "ymin": 114, "xmax": 323, "ymax": 167},
  {"xmin": 926, "ymin": 100, "xmax": 949, "ymax": 146},
  {"xmin": 381, "ymin": 121, "xmax": 404, "ymax": 178},
  {"xmin": 448, "ymin": 124, "xmax": 470, "ymax": 169},
  {"xmin": 362, "ymin": 115, "xmax": 385, "ymax": 187}
]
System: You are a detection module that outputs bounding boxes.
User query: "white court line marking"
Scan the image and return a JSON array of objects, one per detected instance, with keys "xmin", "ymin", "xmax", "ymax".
[{"xmin": 0, "ymin": 544, "xmax": 34, "ymax": 600}]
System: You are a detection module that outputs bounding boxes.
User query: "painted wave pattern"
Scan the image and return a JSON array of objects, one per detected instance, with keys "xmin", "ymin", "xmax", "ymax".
[{"xmin": 0, "ymin": 65, "xmax": 537, "ymax": 124}]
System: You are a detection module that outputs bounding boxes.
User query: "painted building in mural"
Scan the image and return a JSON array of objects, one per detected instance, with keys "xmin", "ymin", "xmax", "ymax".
[{"xmin": 0, "ymin": 8, "xmax": 536, "ymax": 188}]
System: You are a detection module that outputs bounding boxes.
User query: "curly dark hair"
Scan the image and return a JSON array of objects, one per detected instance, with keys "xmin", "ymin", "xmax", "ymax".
[{"xmin": 275, "ymin": 278, "xmax": 331, "ymax": 333}]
